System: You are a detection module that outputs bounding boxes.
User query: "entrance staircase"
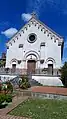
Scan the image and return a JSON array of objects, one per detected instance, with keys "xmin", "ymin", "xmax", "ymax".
[
  {"xmin": 0, "ymin": 73, "xmax": 63, "ymax": 87},
  {"xmin": 28, "ymin": 74, "xmax": 42, "ymax": 86},
  {"xmin": 31, "ymin": 74, "xmax": 63, "ymax": 86}
]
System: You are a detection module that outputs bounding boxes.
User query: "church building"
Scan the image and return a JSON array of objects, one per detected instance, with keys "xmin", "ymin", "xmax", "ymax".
[{"xmin": 6, "ymin": 14, "xmax": 64, "ymax": 76}]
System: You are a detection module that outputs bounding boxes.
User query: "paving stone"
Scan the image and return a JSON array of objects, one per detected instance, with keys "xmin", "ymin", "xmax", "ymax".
[{"xmin": 0, "ymin": 115, "xmax": 31, "ymax": 119}]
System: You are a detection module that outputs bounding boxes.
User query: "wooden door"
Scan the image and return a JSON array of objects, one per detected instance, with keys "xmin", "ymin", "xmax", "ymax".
[{"xmin": 27, "ymin": 60, "xmax": 36, "ymax": 74}]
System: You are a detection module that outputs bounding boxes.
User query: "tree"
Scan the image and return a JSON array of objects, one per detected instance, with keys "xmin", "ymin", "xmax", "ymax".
[
  {"xmin": 0, "ymin": 60, "xmax": 6, "ymax": 67},
  {"xmin": 60, "ymin": 62, "xmax": 67, "ymax": 87},
  {"xmin": 0, "ymin": 52, "xmax": 6, "ymax": 67}
]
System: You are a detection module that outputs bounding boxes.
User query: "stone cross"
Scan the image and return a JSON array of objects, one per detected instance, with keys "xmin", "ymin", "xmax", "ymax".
[{"xmin": 31, "ymin": 12, "xmax": 37, "ymax": 18}]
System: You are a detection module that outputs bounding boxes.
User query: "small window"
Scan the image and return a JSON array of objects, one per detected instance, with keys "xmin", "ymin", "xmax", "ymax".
[
  {"xmin": 19, "ymin": 44, "xmax": 23, "ymax": 48},
  {"xmin": 40, "ymin": 42, "xmax": 45, "ymax": 46}
]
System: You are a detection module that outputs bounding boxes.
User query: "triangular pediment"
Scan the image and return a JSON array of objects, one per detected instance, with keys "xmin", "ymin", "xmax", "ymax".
[{"xmin": 6, "ymin": 16, "xmax": 63, "ymax": 47}]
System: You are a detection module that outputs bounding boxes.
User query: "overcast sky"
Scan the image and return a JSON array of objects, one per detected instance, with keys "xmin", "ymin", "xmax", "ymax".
[{"xmin": 0, "ymin": 0, "xmax": 67, "ymax": 63}]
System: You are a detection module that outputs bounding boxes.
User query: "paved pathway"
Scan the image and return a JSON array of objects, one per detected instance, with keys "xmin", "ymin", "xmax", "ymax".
[
  {"xmin": 0, "ymin": 115, "xmax": 31, "ymax": 119},
  {"xmin": 0, "ymin": 94, "xmax": 31, "ymax": 119},
  {"xmin": 31, "ymin": 86, "xmax": 67, "ymax": 95}
]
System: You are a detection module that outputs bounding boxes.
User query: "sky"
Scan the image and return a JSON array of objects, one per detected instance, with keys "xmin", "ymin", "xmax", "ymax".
[{"xmin": 0, "ymin": 0, "xmax": 67, "ymax": 63}]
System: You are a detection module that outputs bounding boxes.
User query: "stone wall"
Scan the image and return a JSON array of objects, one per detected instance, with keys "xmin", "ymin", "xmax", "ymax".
[{"xmin": 31, "ymin": 92, "xmax": 67, "ymax": 100}]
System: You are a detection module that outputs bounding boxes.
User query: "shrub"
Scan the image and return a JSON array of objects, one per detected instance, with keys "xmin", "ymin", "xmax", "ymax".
[
  {"xmin": 5, "ymin": 81, "xmax": 13, "ymax": 93},
  {"xmin": 2, "ymin": 84, "xmax": 7, "ymax": 94},
  {"xmin": 0, "ymin": 94, "xmax": 5, "ymax": 105},
  {"xmin": 19, "ymin": 76, "xmax": 30, "ymax": 89},
  {"xmin": 6, "ymin": 94, "xmax": 12, "ymax": 103},
  {"xmin": 0, "ymin": 84, "xmax": 2, "ymax": 92},
  {"xmin": 60, "ymin": 62, "xmax": 67, "ymax": 87}
]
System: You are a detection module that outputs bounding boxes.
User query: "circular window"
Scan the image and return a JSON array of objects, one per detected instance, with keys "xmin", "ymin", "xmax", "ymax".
[{"xmin": 28, "ymin": 33, "xmax": 37, "ymax": 43}]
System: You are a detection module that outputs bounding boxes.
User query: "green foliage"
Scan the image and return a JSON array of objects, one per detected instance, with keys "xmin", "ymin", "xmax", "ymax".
[
  {"xmin": 5, "ymin": 81, "xmax": 13, "ymax": 93},
  {"xmin": 60, "ymin": 62, "xmax": 67, "ymax": 87},
  {"xmin": 0, "ymin": 60, "xmax": 6, "ymax": 67},
  {"xmin": 2, "ymin": 84, "xmax": 7, "ymax": 92},
  {"xmin": 0, "ymin": 84, "xmax": 2, "ymax": 91},
  {"xmin": 19, "ymin": 76, "xmax": 30, "ymax": 89},
  {"xmin": 9, "ymin": 99, "xmax": 67, "ymax": 119},
  {"xmin": 6, "ymin": 94, "xmax": 12, "ymax": 103},
  {"xmin": 0, "ymin": 93, "xmax": 12, "ymax": 107},
  {"xmin": 0, "ymin": 94, "xmax": 6, "ymax": 105},
  {"xmin": 0, "ymin": 82, "xmax": 13, "ymax": 107},
  {"xmin": 0, "ymin": 81, "xmax": 13, "ymax": 94}
]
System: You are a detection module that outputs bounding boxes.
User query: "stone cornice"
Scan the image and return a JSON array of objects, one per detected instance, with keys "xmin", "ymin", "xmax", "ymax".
[
  {"xmin": 6, "ymin": 17, "xmax": 64, "ymax": 47},
  {"xmin": 58, "ymin": 39, "xmax": 63, "ymax": 46}
]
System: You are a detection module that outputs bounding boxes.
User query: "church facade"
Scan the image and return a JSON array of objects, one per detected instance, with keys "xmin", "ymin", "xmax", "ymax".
[{"xmin": 6, "ymin": 15, "xmax": 64, "ymax": 75}]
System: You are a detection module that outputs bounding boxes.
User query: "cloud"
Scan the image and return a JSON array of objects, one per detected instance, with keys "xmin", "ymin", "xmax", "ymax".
[
  {"xmin": 21, "ymin": 13, "xmax": 32, "ymax": 22},
  {"xmin": 1, "ymin": 28, "xmax": 18, "ymax": 38}
]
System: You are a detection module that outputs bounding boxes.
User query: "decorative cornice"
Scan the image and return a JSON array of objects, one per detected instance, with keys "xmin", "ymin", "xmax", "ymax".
[
  {"xmin": 13, "ymin": 39, "xmax": 15, "ymax": 43},
  {"xmin": 6, "ymin": 17, "xmax": 63, "ymax": 47},
  {"xmin": 58, "ymin": 39, "xmax": 63, "ymax": 46},
  {"xmin": 7, "ymin": 46, "xmax": 9, "ymax": 49},
  {"xmin": 30, "ymin": 19, "xmax": 64, "ymax": 46}
]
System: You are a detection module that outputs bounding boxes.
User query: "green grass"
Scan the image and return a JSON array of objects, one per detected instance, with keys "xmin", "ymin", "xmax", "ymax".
[{"xmin": 9, "ymin": 98, "xmax": 67, "ymax": 119}]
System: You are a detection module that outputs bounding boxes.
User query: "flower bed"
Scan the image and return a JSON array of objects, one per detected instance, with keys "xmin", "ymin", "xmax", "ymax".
[{"xmin": 0, "ymin": 80, "xmax": 13, "ymax": 108}]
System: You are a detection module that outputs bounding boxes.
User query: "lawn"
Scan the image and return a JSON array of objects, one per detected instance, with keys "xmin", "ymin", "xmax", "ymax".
[{"xmin": 9, "ymin": 98, "xmax": 67, "ymax": 119}]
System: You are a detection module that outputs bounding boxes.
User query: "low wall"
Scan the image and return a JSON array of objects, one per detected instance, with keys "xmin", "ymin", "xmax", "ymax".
[
  {"xmin": 15, "ymin": 87, "xmax": 67, "ymax": 100},
  {"xmin": 0, "ymin": 74, "xmax": 17, "ymax": 82},
  {"xmin": 32, "ymin": 75, "xmax": 63, "ymax": 86},
  {"xmin": 31, "ymin": 92, "xmax": 67, "ymax": 100}
]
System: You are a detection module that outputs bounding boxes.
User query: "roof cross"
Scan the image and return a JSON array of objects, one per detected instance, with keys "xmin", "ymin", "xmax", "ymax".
[{"xmin": 31, "ymin": 12, "xmax": 37, "ymax": 18}]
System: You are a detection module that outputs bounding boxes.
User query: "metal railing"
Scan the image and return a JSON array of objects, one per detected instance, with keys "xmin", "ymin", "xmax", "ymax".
[
  {"xmin": 0, "ymin": 68, "xmax": 27, "ymax": 75},
  {"xmin": 0, "ymin": 67, "xmax": 60, "ymax": 76}
]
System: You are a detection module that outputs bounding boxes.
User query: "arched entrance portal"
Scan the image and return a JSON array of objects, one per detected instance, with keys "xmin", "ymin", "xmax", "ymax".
[
  {"xmin": 27, "ymin": 60, "xmax": 36, "ymax": 74},
  {"xmin": 24, "ymin": 51, "xmax": 40, "ymax": 74}
]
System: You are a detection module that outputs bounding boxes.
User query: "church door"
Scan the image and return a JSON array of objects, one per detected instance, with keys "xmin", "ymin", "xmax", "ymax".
[{"xmin": 27, "ymin": 60, "xmax": 36, "ymax": 74}]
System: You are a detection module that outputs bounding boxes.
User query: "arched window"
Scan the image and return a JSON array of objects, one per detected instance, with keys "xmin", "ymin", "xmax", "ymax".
[
  {"xmin": 48, "ymin": 63, "xmax": 53, "ymax": 75},
  {"xmin": 46, "ymin": 58, "xmax": 56, "ymax": 75},
  {"xmin": 10, "ymin": 59, "xmax": 17, "ymax": 73}
]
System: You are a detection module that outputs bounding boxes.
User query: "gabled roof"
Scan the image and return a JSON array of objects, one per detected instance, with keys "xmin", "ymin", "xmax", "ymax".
[{"xmin": 6, "ymin": 15, "xmax": 64, "ymax": 46}]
